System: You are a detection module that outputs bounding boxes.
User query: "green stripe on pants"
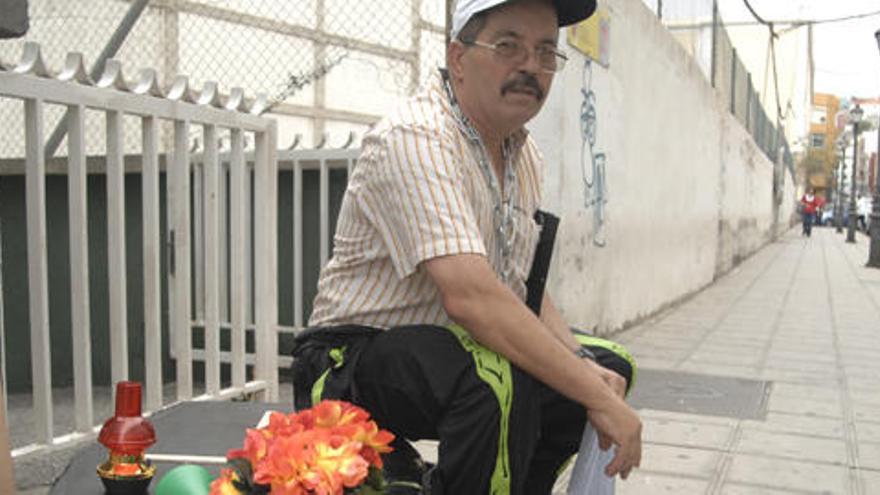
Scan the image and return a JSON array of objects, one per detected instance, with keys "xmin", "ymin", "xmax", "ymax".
[
  {"xmin": 573, "ymin": 333, "xmax": 638, "ymax": 394},
  {"xmin": 447, "ymin": 324, "xmax": 513, "ymax": 495}
]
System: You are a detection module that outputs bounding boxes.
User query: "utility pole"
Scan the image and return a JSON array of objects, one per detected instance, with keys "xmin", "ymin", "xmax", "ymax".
[
  {"xmin": 866, "ymin": 30, "xmax": 880, "ymax": 267},
  {"xmin": 847, "ymin": 105, "xmax": 864, "ymax": 243},
  {"xmin": 836, "ymin": 141, "xmax": 846, "ymax": 233}
]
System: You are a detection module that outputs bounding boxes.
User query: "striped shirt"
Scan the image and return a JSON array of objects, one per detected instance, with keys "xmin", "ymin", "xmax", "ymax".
[{"xmin": 308, "ymin": 69, "xmax": 545, "ymax": 329}]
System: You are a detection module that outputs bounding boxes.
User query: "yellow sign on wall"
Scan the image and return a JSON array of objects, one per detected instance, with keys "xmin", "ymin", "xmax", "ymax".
[{"xmin": 566, "ymin": 7, "xmax": 610, "ymax": 67}]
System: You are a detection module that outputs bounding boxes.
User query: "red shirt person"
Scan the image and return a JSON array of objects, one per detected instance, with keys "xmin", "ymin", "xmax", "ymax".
[{"xmin": 800, "ymin": 189, "xmax": 820, "ymax": 236}]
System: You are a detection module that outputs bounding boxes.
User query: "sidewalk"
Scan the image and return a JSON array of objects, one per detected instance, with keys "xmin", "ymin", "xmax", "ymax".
[{"xmin": 601, "ymin": 227, "xmax": 880, "ymax": 494}]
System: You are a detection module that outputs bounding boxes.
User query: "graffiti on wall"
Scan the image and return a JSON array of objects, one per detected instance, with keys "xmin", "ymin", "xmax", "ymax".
[
  {"xmin": 568, "ymin": 10, "xmax": 610, "ymax": 247},
  {"xmin": 579, "ymin": 59, "xmax": 607, "ymax": 247}
]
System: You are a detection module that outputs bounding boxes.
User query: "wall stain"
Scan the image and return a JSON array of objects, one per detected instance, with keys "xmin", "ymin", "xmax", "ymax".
[{"xmin": 580, "ymin": 58, "xmax": 607, "ymax": 247}]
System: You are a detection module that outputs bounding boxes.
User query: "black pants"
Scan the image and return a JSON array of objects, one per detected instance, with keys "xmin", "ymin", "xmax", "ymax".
[{"xmin": 354, "ymin": 325, "xmax": 587, "ymax": 495}]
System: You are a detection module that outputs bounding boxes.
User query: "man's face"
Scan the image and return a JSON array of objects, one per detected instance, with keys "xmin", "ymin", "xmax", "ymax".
[{"xmin": 454, "ymin": 0, "xmax": 559, "ymax": 131}]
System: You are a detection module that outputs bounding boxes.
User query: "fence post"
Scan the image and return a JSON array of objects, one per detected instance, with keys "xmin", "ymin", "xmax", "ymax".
[
  {"xmin": 746, "ymin": 75, "xmax": 752, "ymax": 133},
  {"xmin": 730, "ymin": 48, "xmax": 736, "ymax": 115},
  {"xmin": 254, "ymin": 122, "xmax": 279, "ymax": 401},
  {"xmin": 24, "ymin": 97, "xmax": 53, "ymax": 444},
  {"xmin": 171, "ymin": 119, "xmax": 193, "ymax": 401},
  {"xmin": 68, "ymin": 104, "xmax": 94, "ymax": 431},
  {"xmin": 710, "ymin": 0, "xmax": 718, "ymax": 88},
  {"xmin": 106, "ymin": 109, "xmax": 130, "ymax": 388},
  {"xmin": 142, "ymin": 115, "xmax": 163, "ymax": 412}
]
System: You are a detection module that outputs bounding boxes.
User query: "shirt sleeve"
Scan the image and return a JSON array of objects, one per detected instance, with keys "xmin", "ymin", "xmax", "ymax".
[{"xmin": 355, "ymin": 120, "xmax": 487, "ymax": 279}]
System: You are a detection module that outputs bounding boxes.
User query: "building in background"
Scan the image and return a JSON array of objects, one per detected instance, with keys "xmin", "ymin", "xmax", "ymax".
[{"xmin": 805, "ymin": 92, "xmax": 841, "ymax": 199}]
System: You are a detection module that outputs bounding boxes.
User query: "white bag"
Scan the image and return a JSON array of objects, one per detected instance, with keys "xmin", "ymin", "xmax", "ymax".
[{"xmin": 567, "ymin": 422, "xmax": 616, "ymax": 495}]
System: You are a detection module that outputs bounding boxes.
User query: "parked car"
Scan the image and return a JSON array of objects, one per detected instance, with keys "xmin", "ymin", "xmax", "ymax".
[
  {"xmin": 857, "ymin": 196, "xmax": 872, "ymax": 232},
  {"xmin": 819, "ymin": 207, "xmax": 835, "ymax": 226}
]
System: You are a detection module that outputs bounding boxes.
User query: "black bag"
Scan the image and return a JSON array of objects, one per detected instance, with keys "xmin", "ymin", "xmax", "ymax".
[{"xmin": 290, "ymin": 325, "xmax": 382, "ymax": 411}]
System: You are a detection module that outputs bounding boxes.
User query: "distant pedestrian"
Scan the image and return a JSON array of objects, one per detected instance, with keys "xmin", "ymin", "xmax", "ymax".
[
  {"xmin": 800, "ymin": 189, "xmax": 819, "ymax": 237},
  {"xmin": 857, "ymin": 195, "xmax": 871, "ymax": 232}
]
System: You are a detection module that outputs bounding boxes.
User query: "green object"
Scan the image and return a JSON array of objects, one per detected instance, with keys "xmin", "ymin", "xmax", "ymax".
[
  {"xmin": 447, "ymin": 324, "xmax": 512, "ymax": 495},
  {"xmin": 310, "ymin": 345, "xmax": 347, "ymax": 406},
  {"xmin": 155, "ymin": 464, "xmax": 213, "ymax": 495},
  {"xmin": 573, "ymin": 333, "xmax": 638, "ymax": 395}
]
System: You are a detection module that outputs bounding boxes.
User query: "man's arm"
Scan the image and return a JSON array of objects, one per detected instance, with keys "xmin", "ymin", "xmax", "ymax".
[
  {"xmin": 539, "ymin": 292, "xmax": 581, "ymax": 351},
  {"xmin": 424, "ymin": 253, "xmax": 641, "ymax": 478},
  {"xmin": 540, "ymin": 293, "xmax": 627, "ymax": 399}
]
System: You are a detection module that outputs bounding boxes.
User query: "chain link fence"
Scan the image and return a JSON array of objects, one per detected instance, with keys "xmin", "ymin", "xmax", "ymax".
[{"xmin": 0, "ymin": 0, "xmax": 448, "ymax": 160}]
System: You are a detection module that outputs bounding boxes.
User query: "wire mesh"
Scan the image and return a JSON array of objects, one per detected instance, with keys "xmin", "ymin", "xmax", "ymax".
[{"xmin": 0, "ymin": 0, "xmax": 448, "ymax": 159}]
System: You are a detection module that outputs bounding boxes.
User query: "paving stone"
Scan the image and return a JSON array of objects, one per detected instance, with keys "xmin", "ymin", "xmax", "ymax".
[
  {"xmin": 861, "ymin": 469, "xmax": 880, "ymax": 493},
  {"xmin": 854, "ymin": 421, "xmax": 880, "ymax": 443},
  {"xmin": 638, "ymin": 408, "xmax": 738, "ymax": 426},
  {"xmin": 741, "ymin": 412, "xmax": 844, "ymax": 439},
  {"xmin": 677, "ymin": 363, "xmax": 759, "ymax": 379},
  {"xmin": 686, "ymin": 352, "xmax": 762, "ymax": 367},
  {"xmin": 769, "ymin": 383, "xmax": 841, "ymax": 404},
  {"xmin": 719, "ymin": 483, "xmax": 811, "ymax": 495},
  {"xmin": 764, "ymin": 350, "xmax": 838, "ymax": 364},
  {"xmin": 725, "ymin": 455, "xmax": 849, "ymax": 493},
  {"xmin": 642, "ymin": 417, "xmax": 734, "ymax": 450},
  {"xmin": 760, "ymin": 368, "xmax": 839, "ymax": 386},
  {"xmin": 857, "ymin": 441, "xmax": 880, "ymax": 470},
  {"xmin": 615, "ymin": 472, "xmax": 709, "ymax": 495},
  {"xmin": 762, "ymin": 360, "xmax": 838, "ymax": 374},
  {"xmin": 851, "ymin": 403, "xmax": 880, "ymax": 423},
  {"xmin": 639, "ymin": 444, "xmax": 721, "ymax": 478},
  {"xmin": 766, "ymin": 394, "xmax": 843, "ymax": 419},
  {"xmin": 734, "ymin": 428, "xmax": 848, "ymax": 465},
  {"xmin": 848, "ymin": 380, "xmax": 880, "ymax": 397}
]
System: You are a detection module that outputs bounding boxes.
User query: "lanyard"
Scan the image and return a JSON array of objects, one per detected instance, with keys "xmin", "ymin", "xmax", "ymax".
[{"xmin": 441, "ymin": 71, "xmax": 519, "ymax": 283}]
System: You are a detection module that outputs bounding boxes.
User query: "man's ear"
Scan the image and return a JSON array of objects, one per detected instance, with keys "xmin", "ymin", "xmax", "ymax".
[{"xmin": 447, "ymin": 40, "xmax": 466, "ymax": 81}]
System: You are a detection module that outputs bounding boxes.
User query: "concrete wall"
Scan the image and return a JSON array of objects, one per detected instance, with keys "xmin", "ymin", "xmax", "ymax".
[{"xmin": 528, "ymin": 0, "xmax": 796, "ymax": 334}]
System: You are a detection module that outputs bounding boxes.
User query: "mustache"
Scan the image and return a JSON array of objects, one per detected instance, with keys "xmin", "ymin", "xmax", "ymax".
[{"xmin": 500, "ymin": 73, "xmax": 544, "ymax": 100}]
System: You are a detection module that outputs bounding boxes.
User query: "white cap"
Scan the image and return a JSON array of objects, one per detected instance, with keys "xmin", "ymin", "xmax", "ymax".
[{"xmin": 449, "ymin": 0, "xmax": 597, "ymax": 41}]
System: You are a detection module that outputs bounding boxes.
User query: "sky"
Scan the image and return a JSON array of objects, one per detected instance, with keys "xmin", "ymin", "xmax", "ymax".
[{"xmin": 718, "ymin": 0, "xmax": 880, "ymax": 100}]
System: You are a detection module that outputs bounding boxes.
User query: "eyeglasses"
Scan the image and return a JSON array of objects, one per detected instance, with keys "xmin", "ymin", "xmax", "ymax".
[{"xmin": 463, "ymin": 39, "xmax": 568, "ymax": 73}]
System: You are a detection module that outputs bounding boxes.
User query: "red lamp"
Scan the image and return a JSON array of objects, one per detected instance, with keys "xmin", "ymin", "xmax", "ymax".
[{"xmin": 97, "ymin": 381, "xmax": 157, "ymax": 494}]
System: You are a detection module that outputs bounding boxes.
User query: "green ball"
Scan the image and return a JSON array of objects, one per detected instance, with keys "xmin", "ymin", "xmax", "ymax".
[{"xmin": 155, "ymin": 464, "xmax": 214, "ymax": 495}]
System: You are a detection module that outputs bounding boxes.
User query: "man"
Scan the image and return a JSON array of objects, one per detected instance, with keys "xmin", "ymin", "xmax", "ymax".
[
  {"xmin": 300, "ymin": 0, "xmax": 642, "ymax": 492},
  {"xmin": 800, "ymin": 188, "xmax": 819, "ymax": 236},
  {"xmin": 857, "ymin": 195, "xmax": 871, "ymax": 232}
]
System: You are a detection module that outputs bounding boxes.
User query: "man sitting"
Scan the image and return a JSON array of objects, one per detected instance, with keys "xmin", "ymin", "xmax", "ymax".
[{"xmin": 294, "ymin": 1, "xmax": 642, "ymax": 493}]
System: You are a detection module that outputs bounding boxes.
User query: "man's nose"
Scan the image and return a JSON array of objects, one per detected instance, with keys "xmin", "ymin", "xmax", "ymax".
[{"xmin": 518, "ymin": 47, "xmax": 544, "ymax": 74}]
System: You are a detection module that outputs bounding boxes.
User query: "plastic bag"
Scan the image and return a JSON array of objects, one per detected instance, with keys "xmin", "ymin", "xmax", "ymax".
[{"xmin": 567, "ymin": 422, "xmax": 616, "ymax": 495}]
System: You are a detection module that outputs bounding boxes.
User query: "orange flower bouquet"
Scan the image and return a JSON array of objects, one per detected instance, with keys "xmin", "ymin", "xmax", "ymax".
[{"xmin": 210, "ymin": 400, "xmax": 397, "ymax": 495}]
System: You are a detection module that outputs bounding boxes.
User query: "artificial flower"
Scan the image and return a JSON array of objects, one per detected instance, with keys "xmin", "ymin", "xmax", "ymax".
[{"xmin": 210, "ymin": 401, "xmax": 395, "ymax": 495}]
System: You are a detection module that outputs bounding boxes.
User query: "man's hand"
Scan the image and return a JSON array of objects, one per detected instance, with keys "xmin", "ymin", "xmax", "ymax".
[
  {"xmin": 585, "ymin": 360, "xmax": 636, "ymax": 477},
  {"xmin": 603, "ymin": 369, "xmax": 627, "ymax": 399},
  {"xmin": 589, "ymin": 399, "xmax": 642, "ymax": 480},
  {"xmin": 589, "ymin": 360, "xmax": 627, "ymax": 399}
]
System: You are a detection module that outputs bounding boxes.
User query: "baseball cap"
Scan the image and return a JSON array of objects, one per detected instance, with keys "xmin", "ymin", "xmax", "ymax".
[{"xmin": 450, "ymin": 0, "xmax": 597, "ymax": 40}]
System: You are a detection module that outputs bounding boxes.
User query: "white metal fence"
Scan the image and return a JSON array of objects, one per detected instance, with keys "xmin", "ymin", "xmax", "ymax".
[
  {"xmin": 0, "ymin": 42, "xmax": 279, "ymax": 457},
  {"xmin": 186, "ymin": 147, "xmax": 359, "ymax": 369}
]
